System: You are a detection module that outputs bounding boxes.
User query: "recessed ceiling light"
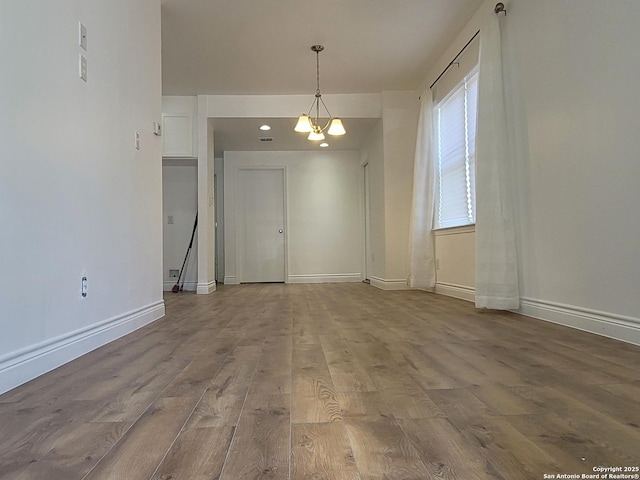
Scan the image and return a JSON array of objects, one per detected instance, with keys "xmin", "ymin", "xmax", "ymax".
[
  {"xmin": 259, "ymin": 125, "xmax": 271, "ymax": 131},
  {"xmin": 320, "ymin": 142, "xmax": 329, "ymax": 148}
]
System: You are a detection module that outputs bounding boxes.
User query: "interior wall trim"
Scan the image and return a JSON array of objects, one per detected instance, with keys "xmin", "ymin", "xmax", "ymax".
[
  {"xmin": 196, "ymin": 280, "xmax": 216, "ymax": 295},
  {"xmin": 519, "ymin": 297, "xmax": 640, "ymax": 347},
  {"xmin": 163, "ymin": 281, "xmax": 197, "ymax": 292},
  {"xmin": 429, "ymin": 286, "xmax": 640, "ymax": 347},
  {"xmin": 370, "ymin": 276, "xmax": 409, "ymax": 291},
  {"xmin": 435, "ymin": 282, "xmax": 476, "ymax": 302},
  {"xmin": 0, "ymin": 300, "xmax": 165, "ymax": 396},
  {"xmin": 223, "ymin": 276, "xmax": 238, "ymax": 285},
  {"xmin": 288, "ymin": 274, "xmax": 362, "ymax": 284}
]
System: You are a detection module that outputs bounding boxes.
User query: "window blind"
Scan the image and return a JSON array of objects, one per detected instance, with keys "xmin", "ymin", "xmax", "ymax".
[{"xmin": 435, "ymin": 71, "xmax": 478, "ymax": 229}]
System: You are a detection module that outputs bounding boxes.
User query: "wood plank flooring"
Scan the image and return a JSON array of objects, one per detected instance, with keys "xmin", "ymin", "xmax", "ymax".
[{"xmin": 1, "ymin": 283, "xmax": 639, "ymax": 479}]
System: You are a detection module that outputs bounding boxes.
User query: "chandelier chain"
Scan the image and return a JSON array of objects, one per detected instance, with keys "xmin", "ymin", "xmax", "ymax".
[
  {"xmin": 315, "ymin": 48, "xmax": 321, "ymax": 127},
  {"xmin": 316, "ymin": 48, "xmax": 321, "ymax": 96}
]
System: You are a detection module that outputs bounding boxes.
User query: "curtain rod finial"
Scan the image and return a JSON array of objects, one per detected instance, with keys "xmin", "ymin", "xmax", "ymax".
[{"xmin": 494, "ymin": 2, "xmax": 506, "ymax": 15}]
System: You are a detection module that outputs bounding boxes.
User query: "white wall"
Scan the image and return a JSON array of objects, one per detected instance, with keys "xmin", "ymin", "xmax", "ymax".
[
  {"xmin": 424, "ymin": 0, "xmax": 640, "ymax": 343},
  {"xmin": 196, "ymin": 101, "xmax": 217, "ymax": 294},
  {"xmin": 201, "ymin": 94, "xmax": 382, "ymax": 119},
  {"xmin": 162, "ymin": 163, "xmax": 198, "ymax": 290},
  {"xmin": 504, "ymin": 0, "xmax": 640, "ymax": 342},
  {"xmin": 434, "ymin": 228, "xmax": 476, "ymax": 301},
  {"xmin": 381, "ymin": 91, "xmax": 419, "ymax": 286},
  {"xmin": 359, "ymin": 93, "xmax": 419, "ymax": 291},
  {"xmin": 223, "ymin": 151, "xmax": 363, "ymax": 284},
  {"xmin": 361, "ymin": 121, "xmax": 386, "ymax": 281},
  {"xmin": 0, "ymin": 0, "xmax": 163, "ymax": 394},
  {"xmin": 214, "ymin": 157, "xmax": 225, "ymax": 282}
]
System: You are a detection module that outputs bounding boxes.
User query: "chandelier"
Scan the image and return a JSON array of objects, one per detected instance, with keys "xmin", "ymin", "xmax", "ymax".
[{"xmin": 294, "ymin": 45, "xmax": 346, "ymax": 141}]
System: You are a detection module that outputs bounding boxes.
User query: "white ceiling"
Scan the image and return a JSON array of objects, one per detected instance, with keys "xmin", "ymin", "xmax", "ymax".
[{"xmin": 160, "ymin": 0, "xmax": 484, "ymax": 153}]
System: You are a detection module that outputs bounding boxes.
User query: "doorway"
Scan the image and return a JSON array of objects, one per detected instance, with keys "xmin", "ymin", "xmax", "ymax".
[{"xmin": 237, "ymin": 168, "xmax": 286, "ymax": 283}]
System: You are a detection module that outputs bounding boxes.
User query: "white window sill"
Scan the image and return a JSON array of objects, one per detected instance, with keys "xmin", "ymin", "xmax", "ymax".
[{"xmin": 433, "ymin": 224, "xmax": 475, "ymax": 236}]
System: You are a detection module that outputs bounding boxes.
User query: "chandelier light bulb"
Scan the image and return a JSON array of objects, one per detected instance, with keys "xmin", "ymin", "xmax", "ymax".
[
  {"xmin": 294, "ymin": 114, "xmax": 312, "ymax": 133},
  {"xmin": 327, "ymin": 118, "xmax": 346, "ymax": 136},
  {"xmin": 308, "ymin": 129, "xmax": 325, "ymax": 141}
]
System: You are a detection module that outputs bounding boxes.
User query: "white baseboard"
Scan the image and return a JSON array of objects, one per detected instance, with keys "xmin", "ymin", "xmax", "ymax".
[
  {"xmin": 518, "ymin": 297, "xmax": 640, "ymax": 347},
  {"xmin": 163, "ymin": 281, "xmax": 197, "ymax": 292},
  {"xmin": 223, "ymin": 275, "xmax": 238, "ymax": 285},
  {"xmin": 427, "ymin": 287, "xmax": 640, "ymax": 346},
  {"xmin": 288, "ymin": 273, "xmax": 362, "ymax": 284},
  {"xmin": 0, "ymin": 300, "xmax": 165, "ymax": 396},
  {"xmin": 435, "ymin": 282, "xmax": 475, "ymax": 302},
  {"xmin": 370, "ymin": 276, "xmax": 409, "ymax": 291},
  {"xmin": 196, "ymin": 280, "xmax": 216, "ymax": 295}
]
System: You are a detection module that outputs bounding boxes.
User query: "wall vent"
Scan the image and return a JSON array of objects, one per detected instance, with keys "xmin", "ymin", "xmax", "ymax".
[{"xmin": 259, "ymin": 137, "xmax": 273, "ymax": 142}]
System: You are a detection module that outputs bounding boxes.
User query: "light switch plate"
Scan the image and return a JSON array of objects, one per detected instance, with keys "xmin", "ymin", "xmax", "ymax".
[{"xmin": 79, "ymin": 23, "xmax": 87, "ymax": 51}]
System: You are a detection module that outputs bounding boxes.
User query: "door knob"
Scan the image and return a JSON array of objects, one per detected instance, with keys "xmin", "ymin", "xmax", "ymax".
[{"xmin": 279, "ymin": 229, "xmax": 283, "ymax": 233}]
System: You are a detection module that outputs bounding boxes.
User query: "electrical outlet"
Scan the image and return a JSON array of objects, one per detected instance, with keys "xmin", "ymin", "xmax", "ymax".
[
  {"xmin": 169, "ymin": 269, "xmax": 179, "ymax": 278},
  {"xmin": 168, "ymin": 215, "xmax": 174, "ymax": 225},
  {"xmin": 81, "ymin": 276, "xmax": 88, "ymax": 297},
  {"xmin": 135, "ymin": 131, "xmax": 141, "ymax": 150},
  {"xmin": 79, "ymin": 55, "xmax": 87, "ymax": 82}
]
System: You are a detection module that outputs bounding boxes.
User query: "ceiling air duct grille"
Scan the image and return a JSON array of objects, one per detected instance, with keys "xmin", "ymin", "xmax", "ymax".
[{"xmin": 259, "ymin": 137, "xmax": 273, "ymax": 142}]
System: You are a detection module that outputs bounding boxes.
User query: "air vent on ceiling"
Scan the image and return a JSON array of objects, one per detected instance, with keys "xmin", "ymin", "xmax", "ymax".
[{"xmin": 259, "ymin": 137, "xmax": 273, "ymax": 142}]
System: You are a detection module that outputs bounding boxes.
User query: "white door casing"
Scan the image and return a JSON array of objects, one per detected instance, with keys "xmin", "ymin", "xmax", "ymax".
[{"xmin": 363, "ymin": 162, "xmax": 372, "ymax": 281}]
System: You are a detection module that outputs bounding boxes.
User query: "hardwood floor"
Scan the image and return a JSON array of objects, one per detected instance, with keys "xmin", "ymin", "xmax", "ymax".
[{"xmin": 1, "ymin": 283, "xmax": 639, "ymax": 479}]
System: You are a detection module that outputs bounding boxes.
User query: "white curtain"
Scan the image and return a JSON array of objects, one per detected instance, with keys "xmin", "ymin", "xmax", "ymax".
[
  {"xmin": 475, "ymin": 13, "xmax": 520, "ymax": 309},
  {"xmin": 408, "ymin": 91, "xmax": 437, "ymax": 290}
]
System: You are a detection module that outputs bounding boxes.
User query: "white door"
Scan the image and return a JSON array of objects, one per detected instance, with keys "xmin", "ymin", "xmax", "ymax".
[{"xmin": 238, "ymin": 168, "xmax": 285, "ymax": 283}]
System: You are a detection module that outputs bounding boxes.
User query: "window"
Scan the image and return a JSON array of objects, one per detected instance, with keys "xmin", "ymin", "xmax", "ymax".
[{"xmin": 435, "ymin": 70, "xmax": 478, "ymax": 229}]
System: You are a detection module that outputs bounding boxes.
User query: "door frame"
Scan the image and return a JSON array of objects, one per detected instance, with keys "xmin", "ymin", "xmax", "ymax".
[
  {"xmin": 361, "ymin": 159, "xmax": 371, "ymax": 282},
  {"xmin": 234, "ymin": 166, "xmax": 288, "ymax": 284}
]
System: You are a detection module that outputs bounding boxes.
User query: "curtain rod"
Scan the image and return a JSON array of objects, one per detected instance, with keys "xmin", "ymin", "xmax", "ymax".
[
  {"xmin": 428, "ymin": 2, "xmax": 507, "ymax": 90},
  {"xmin": 429, "ymin": 30, "xmax": 479, "ymax": 90}
]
